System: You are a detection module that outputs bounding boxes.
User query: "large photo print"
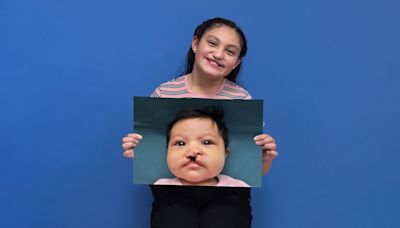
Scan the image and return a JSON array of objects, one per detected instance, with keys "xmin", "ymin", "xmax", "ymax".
[{"xmin": 133, "ymin": 97, "xmax": 263, "ymax": 187}]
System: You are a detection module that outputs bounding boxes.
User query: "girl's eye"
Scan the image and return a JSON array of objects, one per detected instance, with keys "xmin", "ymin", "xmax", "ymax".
[
  {"xmin": 227, "ymin": 50, "xmax": 236, "ymax": 56},
  {"xmin": 202, "ymin": 140, "xmax": 214, "ymax": 145},
  {"xmin": 208, "ymin": 41, "xmax": 217, "ymax": 46}
]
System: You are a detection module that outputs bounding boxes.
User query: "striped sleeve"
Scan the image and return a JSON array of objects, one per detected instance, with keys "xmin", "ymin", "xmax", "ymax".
[
  {"xmin": 217, "ymin": 80, "xmax": 252, "ymax": 100},
  {"xmin": 150, "ymin": 76, "xmax": 190, "ymax": 98}
]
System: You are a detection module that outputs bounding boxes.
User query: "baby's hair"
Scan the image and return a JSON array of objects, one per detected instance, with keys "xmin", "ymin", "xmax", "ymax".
[
  {"xmin": 165, "ymin": 106, "xmax": 229, "ymax": 150},
  {"xmin": 184, "ymin": 17, "xmax": 248, "ymax": 83}
]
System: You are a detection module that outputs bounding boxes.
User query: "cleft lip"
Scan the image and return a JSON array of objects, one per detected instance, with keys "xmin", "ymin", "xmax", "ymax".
[{"xmin": 182, "ymin": 156, "xmax": 205, "ymax": 167}]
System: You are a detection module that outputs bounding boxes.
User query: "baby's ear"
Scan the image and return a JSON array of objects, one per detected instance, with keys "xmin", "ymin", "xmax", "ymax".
[{"xmin": 225, "ymin": 148, "xmax": 229, "ymax": 157}]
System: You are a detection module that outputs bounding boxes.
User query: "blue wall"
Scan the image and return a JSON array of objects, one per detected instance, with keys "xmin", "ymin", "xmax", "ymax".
[{"xmin": 1, "ymin": 0, "xmax": 399, "ymax": 227}]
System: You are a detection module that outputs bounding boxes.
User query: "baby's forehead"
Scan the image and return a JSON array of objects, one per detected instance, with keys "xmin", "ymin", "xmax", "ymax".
[
  {"xmin": 174, "ymin": 117, "xmax": 216, "ymax": 127},
  {"xmin": 170, "ymin": 119, "xmax": 221, "ymax": 140},
  {"xmin": 171, "ymin": 117, "xmax": 220, "ymax": 132}
]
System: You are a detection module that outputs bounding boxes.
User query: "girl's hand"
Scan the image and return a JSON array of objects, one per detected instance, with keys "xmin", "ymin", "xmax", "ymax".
[
  {"xmin": 254, "ymin": 134, "xmax": 278, "ymax": 175},
  {"xmin": 122, "ymin": 133, "xmax": 143, "ymax": 158}
]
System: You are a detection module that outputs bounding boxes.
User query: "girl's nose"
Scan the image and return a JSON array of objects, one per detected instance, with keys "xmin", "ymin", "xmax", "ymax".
[{"xmin": 213, "ymin": 48, "xmax": 224, "ymax": 59}]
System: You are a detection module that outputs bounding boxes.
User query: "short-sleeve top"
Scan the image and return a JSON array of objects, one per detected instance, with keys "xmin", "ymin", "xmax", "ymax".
[{"xmin": 150, "ymin": 75, "xmax": 252, "ymax": 100}]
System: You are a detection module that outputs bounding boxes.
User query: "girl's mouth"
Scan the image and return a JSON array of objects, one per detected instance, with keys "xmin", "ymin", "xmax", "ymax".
[{"xmin": 206, "ymin": 57, "xmax": 224, "ymax": 68}]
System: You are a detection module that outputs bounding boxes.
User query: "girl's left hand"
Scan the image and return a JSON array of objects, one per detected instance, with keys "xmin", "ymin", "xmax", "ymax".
[{"xmin": 254, "ymin": 134, "xmax": 278, "ymax": 175}]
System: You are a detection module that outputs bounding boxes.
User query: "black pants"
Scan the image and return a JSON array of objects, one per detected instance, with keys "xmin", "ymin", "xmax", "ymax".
[{"xmin": 150, "ymin": 185, "xmax": 252, "ymax": 228}]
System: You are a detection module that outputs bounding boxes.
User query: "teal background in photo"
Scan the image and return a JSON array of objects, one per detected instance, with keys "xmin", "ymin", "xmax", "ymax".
[{"xmin": 133, "ymin": 97, "xmax": 263, "ymax": 187}]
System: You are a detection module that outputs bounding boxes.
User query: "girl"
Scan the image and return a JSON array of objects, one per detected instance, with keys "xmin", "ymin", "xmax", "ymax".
[{"xmin": 122, "ymin": 18, "xmax": 278, "ymax": 228}]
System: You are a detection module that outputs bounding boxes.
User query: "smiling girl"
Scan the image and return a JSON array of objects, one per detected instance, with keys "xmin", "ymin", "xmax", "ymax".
[{"xmin": 122, "ymin": 18, "xmax": 278, "ymax": 228}]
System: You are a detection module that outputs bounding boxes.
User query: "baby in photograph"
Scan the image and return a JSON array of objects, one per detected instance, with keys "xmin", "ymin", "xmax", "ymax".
[{"xmin": 154, "ymin": 106, "xmax": 250, "ymax": 187}]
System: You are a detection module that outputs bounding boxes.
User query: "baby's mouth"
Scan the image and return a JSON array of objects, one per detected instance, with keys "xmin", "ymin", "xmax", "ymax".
[{"xmin": 183, "ymin": 156, "xmax": 204, "ymax": 167}]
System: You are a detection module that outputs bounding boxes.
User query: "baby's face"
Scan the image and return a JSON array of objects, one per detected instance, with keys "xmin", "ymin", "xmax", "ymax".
[{"xmin": 167, "ymin": 117, "xmax": 226, "ymax": 186}]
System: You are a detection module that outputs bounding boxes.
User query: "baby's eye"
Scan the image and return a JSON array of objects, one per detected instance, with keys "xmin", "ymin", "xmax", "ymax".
[
  {"xmin": 174, "ymin": 141, "xmax": 185, "ymax": 146},
  {"xmin": 202, "ymin": 140, "xmax": 214, "ymax": 145}
]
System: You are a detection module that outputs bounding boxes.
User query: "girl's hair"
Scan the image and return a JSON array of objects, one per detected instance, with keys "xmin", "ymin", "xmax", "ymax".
[
  {"xmin": 184, "ymin": 18, "xmax": 248, "ymax": 83},
  {"xmin": 166, "ymin": 106, "xmax": 229, "ymax": 150}
]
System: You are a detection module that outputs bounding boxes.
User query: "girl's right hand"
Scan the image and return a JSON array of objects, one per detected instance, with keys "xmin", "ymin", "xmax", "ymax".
[{"xmin": 122, "ymin": 133, "xmax": 143, "ymax": 158}]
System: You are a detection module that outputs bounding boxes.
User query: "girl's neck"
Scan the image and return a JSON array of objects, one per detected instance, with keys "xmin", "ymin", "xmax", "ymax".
[{"xmin": 187, "ymin": 71, "xmax": 225, "ymax": 95}]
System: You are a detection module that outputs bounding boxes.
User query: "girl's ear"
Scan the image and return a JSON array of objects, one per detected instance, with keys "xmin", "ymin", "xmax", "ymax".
[
  {"xmin": 225, "ymin": 147, "xmax": 229, "ymax": 158},
  {"xmin": 192, "ymin": 36, "xmax": 199, "ymax": 53},
  {"xmin": 233, "ymin": 58, "xmax": 242, "ymax": 70}
]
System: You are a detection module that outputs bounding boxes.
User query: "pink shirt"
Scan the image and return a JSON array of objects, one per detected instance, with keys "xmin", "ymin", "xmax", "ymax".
[
  {"xmin": 151, "ymin": 75, "xmax": 252, "ymax": 100},
  {"xmin": 154, "ymin": 174, "xmax": 250, "ymax": 187}
]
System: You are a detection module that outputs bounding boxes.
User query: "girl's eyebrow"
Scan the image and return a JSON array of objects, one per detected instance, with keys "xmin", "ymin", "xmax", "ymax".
[{"xmin": 205, "ymin": 35, "xmax": 240, "ymax": 51}]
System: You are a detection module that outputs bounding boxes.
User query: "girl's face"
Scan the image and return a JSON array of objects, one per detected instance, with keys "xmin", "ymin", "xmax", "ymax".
[
  {"xmin": 192, "ymin": 25, "xmax": 242, "ymax": 80},
  {"xmin": 167, "ymin": 118, "xmax": 227, "ymax": 186}
]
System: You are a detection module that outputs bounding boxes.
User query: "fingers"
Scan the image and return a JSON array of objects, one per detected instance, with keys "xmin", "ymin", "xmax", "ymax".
[
  {"xmin": 254, "ymin": 133, "xmax": 273, "ymax": 142},
  {"xmin": 262, "ymin": 142, "xmax": 277, "ymax": 151},
  {"xmin": 262, "ymin": 149, "xmax": 278, "ymax": 161},
  {"xmin": 254, "ymin": 134, "xmax": 277, "ymax": 150},
  {"xmin": 121, "ymin": 133, "xmax": 143, "ymax": 159},
  {"xmin": 254, "ymin": 133, "xmax": 279, "ymax": 162},
  {"xmin": 126, "ymin": 133, "xmax": 143, "ymax": 141},
  {"xmin": 122, "ymin": 133, "xmax": 142, "ymax": 146},
  {"xmin": 123, "ymin": 149, "xmax": 134, "ymax": 158}
]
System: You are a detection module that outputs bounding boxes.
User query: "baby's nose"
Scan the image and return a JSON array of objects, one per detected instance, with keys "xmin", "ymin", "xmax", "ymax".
[
  {"xmin": 186, "ymin": 146, "xmax": 202, "ymax": 157},
  {"xmin": 188, "ymin": 155, "xmax": 196, "ymax": 161}
]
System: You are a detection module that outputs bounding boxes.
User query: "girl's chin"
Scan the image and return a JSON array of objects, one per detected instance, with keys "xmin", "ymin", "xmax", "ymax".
[{"xmin": 201, "ymin": 69, "xmax": 227, "ymax": 79}]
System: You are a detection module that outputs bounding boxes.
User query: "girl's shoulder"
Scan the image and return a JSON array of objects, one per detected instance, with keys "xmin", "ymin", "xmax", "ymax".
[
  {"xmin": 159, "ymin": 75, "xmax": 186, "ymax": 86},
  {"xmin": 220, "ymin": 79, "xmax": 253, "ymax": 100},
  {"xmin": 151, "ymin": 75, "xmax": 189, "ymax": 98},
  {"xmin": 224, "ymin": 79, "xmax": 248, "ymax": 90}
]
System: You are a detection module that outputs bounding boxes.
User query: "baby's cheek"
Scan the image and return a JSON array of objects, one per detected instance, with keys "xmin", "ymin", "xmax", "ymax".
[
  {"xmin": 208, "ymin": 158, "xmax": 225, "ymax": 174},
  {"xmin": 166, "ymin": 154, "xmax": 177, "ymax": 170}
]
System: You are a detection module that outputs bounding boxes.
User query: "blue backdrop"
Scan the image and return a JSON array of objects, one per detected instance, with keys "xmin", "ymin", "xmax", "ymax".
[{"xmin": 1, "ymin": 0, "xmax": 399, "ymax": 227}]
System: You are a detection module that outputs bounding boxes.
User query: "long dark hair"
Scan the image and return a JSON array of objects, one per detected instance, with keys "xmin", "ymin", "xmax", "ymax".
[{"xmin": 184, "ymin": 18, "xmax": 248, "ymax": 83}]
